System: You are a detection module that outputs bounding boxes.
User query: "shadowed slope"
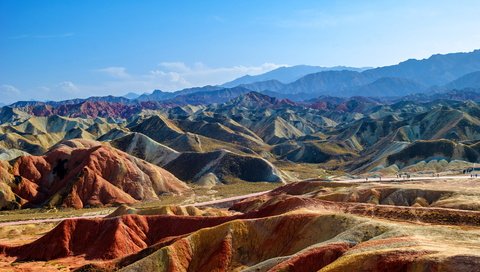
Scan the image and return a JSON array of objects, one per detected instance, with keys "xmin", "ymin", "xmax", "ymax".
[{"xmin": 165, "ymin": 149, "xmax": 284, "ymax": 183}]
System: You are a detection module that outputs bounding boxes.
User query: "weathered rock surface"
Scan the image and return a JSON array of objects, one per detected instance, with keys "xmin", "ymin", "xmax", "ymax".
[
  {"xmin": 10, "ymin": 139, "xmax": 190, "ymax": 208},
  {"xmin": 2, "ymin": 180, "xmax": 480, "ymax": 272}
]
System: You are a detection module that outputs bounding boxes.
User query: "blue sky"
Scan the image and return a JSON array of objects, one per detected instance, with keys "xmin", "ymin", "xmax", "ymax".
[{"xmin": 1, "ymin": 0, "xmax": 480, "ymax": 103}]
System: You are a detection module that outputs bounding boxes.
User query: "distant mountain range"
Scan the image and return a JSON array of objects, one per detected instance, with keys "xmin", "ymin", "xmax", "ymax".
[
  {"xmin": 4, "ymin": 87, "xmax": 480, "ymax": 120},
  {"xmin": 131, "ymin": 49, "xmax": 480, "ymax": 103},
  {"xmin": 5, "ymin": 49, "xmax": 480, "ymax": 108},
  {"xmin": 222, "ymin": 65, "xmax": 370, "ymax": 87},
  {"xmin": 236, "ymin": 49, "xmax": 480, "ymax": 97},
  {"xmin": 362, "ymin": 50, "xmax": 480, "ymax": 86},
  {"xmin": 442, "ymin": 71, "xmax": 480, "ymax": 91},
  {"xmin": 123, "ymin": 92, "xmax": 141, "ymax": 99},
  {"xmin": 2, "ymin": 89, "xmax": 480, "ymax": 178},
  {"xmin": 136, "ymin": 85, "xmax": 223, "ymax": 102}
]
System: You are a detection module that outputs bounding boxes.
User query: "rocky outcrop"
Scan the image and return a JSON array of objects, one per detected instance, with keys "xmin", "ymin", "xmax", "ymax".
[
  {"xmin": 163, "ymin": 149, "xmax": 284, "ymax": 183},
  {"xmin": 10, "ymin": 139, "xmax": 190, "ymax": 208},
  {"xmin": 0, "ymin": 161, "xmax": 19, "ymax": 210},
  {"xmin": 110, "ymin": 132, "xmax": 180, "ymax": 166}
]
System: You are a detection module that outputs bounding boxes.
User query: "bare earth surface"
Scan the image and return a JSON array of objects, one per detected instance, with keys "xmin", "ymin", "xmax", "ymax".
[{"xmin": 1, "ymin": 176, "xmax": 480, "ymax": 271}]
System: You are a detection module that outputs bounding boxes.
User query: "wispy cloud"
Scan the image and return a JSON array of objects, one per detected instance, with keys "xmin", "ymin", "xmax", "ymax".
[
  {"xmin": 94, "ymin": 62, "xmax": 286, "ymax": 93},
  {"xmin": 9, "ymin": 32, "xmax": 75, "ymax": 39},
  {"xmin": 56, "ymin": 81, "xmax": 79, "ymax": 93},
  {"xmin": 0, "ymin": 84, "xmax": 22, "ymax": 104},
  {"xmin": 23, "ymin": 82, "xmax": 79, "ymax": 102},
  {"xmin": 158, "ymin": 62, "xmax": 191, "ymax": 73},
  {"xmin": 0, "ymin": 62, "xmax": 286, "ymax": 104},
  {"xmin": 148, "ymin": 62, "xmax": 286, "ymax": 90},
  {"xmin": 96, "ymin": 66, "xmax": 131, "ymax": 79},
  {"xmin": 0, "ymin": 84, "xmax": 20, "ymax": 95}
]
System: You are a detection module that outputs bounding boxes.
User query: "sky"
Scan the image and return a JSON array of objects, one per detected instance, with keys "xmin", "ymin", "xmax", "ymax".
[{"xmin": 1, "ymin": 0, "xmax": 480, "ymax": 103}]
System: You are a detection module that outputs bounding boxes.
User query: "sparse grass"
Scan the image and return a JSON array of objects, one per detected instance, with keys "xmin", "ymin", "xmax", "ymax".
[
  {"xmin": 274, "ymin": 160, "xmax": 344, "ymax": 181},
  {"xmin": 315, "ymin": 141, "xmax": 356, "ymax": 155},
  {"xmin": 205, "ymin": 180, "xmax": 279, "ymax": 198},
  {"xmin": 132, "ymin": 195, "xmax": 190, "ymax": 209},
  {"xmin": 0, "ymin": 222, "xmax": 57, "ymax": 239},
  {"xmin": 136, "ymin": 180, "xmax": 280, "ymax": 208},
  {"xmin": 0, "ymin": 206, "xmax": 115, "ymax": 223},
  {"xmin": 0, "ymin": 180, "xmax": 282, "ymax": 222}
]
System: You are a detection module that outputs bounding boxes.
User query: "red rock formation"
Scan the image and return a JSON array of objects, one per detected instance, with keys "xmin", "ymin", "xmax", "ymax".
[
  {"xmin": 11, "ymin": 139, "xmax": 190, "ymax": 208},
  {"xmin": 0, "ymin": 214, "xmax": 235, "ymax": 260},
  {"xmin": 0, "ymin": 202, "xmax": 321, "ymax": 261},
  {"xmin": 268, "ymin": 243, "xmax": 351, "ymax": 272},
  {"xmin": 17, "ymin": 101, "xmax": 146, "ymax": 118},
  {"xmin": 3, "ymin": 180, "xmax": 480, "ymax": 271},
  {"xmin": 54, "ymin": 101, "xmax": 135, "ymax": 118}
]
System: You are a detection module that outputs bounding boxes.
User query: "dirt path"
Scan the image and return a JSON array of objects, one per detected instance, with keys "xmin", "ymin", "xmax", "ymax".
[
  {"xmin": 0, "ymin": 190, "xmax": 272, "ymax": 227},
  {"xmin": 0, "ymin": 215, "xmax": 104, "ymax": 227},
  {"xmin": 332, "ymin": 175, "xmax": 473, "ymax": 183},
  {"xmin": 190, "ymin": 190, "xmax": 271, "ymax": 207},
  {"xmin": 0, "ymin": 175, "xmax": 475, "ymax": 227}
]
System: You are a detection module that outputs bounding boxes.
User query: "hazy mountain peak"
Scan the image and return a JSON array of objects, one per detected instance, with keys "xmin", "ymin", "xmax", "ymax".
[
  {"xmin": 222, "ymin": 65, "xmax": 369, "ymax": 87},
  {"xmin": 123, "ymin": 92, "xmax": 141, "ymax": 99}
]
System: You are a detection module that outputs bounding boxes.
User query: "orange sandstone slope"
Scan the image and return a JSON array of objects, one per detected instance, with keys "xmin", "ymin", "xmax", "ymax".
[
  {"xmin": 10, "ymin": 139, "xmax": 191, "ymax": 208},
  {"xmin": 115, "ymin": 182, "xmax": 480, "ymax": 272},
  {"xmin": 1, "ymin": 214, "xmax": 236, "ymax": 261}
]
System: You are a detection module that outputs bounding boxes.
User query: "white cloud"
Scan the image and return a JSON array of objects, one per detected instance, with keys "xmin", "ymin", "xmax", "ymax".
[
  {"xmin": 1, "ymin": 62, "xmax": 286, "ymax": 103},
  {"xmin": 90, "ymin": 62, "xmax": 286, "ymax": 94},
  {"xmin": 0, "ymin": 84, "xmax": 22, "ymax": 104},
  {"xmin": 158, "ymin": 62, "xmax": 191, "ymax": 73},
  {"xmin": 24, "ymin": 82, "xmax": 79, "ymax": 102},
  {"xmin": 0, "ymin": 84, "xmax": 20, "ymax": 95},
  {"xmin": 56, "ymin": 81, "xmax": 79, "ymax": 93},
  {"xmin": 96, "ymin": 66, "xmax": 131, "ymax": 79},
  {"xmin": 152, "ymin": 62, "xmax": 286, "ymax": 88}
]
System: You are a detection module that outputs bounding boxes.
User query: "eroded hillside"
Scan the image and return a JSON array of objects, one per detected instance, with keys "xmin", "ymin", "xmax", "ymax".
[
  {"xmin": 1, "ymin": 91, "xmax": 480, "ymax": 210},
  {"xmin": 1, "ymin": 179, "xmax": 480, "ymax": 271}
]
